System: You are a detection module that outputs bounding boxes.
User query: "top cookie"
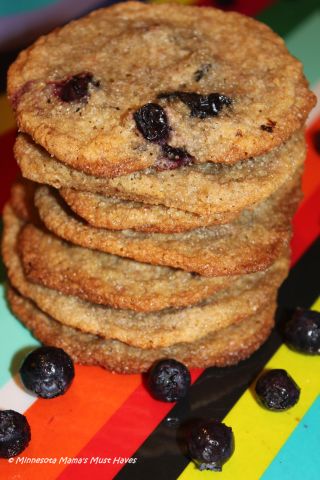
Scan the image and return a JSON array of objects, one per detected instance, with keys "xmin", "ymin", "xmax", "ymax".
[{"xmin": 8, "ymin": 2, "xmax": 315, "ymax": 177}]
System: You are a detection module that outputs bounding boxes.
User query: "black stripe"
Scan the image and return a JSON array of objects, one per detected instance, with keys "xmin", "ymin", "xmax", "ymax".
[
  {"xmin": 0, "ymin": 50, "xmax": 20, "ymax": 93},
  {"xmin": 115, "ymin": 237, "xmax": 320, "ymax": 480}
]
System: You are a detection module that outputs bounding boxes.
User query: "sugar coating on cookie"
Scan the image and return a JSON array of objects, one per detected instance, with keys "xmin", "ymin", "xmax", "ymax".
[
  {"xmin": 34, "ymin": 181, "xmax": 297, "ymax": 277},
  {"xmin": 7, "ymin": 286, "xmax": 277, "ymax": 373},
  {"xmin": 3, "ymin": 203, "xmax": 286, "ymax": 351},
  {"xmin": 15, "ymin": 130, "xmax": 305, "ymax": 216}
]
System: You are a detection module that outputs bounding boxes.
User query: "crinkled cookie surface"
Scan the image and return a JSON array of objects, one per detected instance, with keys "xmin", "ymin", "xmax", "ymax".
[{"xmin": 8, "ymin": 2, "xmax": 315, "ymax": 177}]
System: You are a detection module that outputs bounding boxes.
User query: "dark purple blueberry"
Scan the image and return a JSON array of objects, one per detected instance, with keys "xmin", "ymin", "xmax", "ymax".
[
  {"xmin": 0, "ymin": 410, "xmax": 31, "ymax": 458},
  {"xmin": 188, "ymin": 420, "xmax": 234, "ymax": 472},
  {"xmin": 147, "ymin": 359, "xmax": 191, "ymax": 402},
  {"xmin": 156, "ymin": 144, "xmax": 194, "ymax": 171},
  {"xmin": 284, "ymin": 308, "xmax": 320, "ymax": 354},
  {"xmin": 20, "ymin": 346, "xmax": 75, "ymax": 399},
  {"xmin": 134, "ymin": 103, "xmax": 170, "ymax": 143},
  {"xmin": 55, "ymin": 73, "xmax": 96, "ymax": 102},
  {"xmin": 255, "ymin": 369, "xmax": 300, "ymax": 411},
  {"xmin": 312, "ymin": 130, "xmax": 320, "ymax": 154},
  {"xmin": 158, "ymin": 92, "xmax": 232, "ymax": 118},
  {"xmin": 194, "ymin": 64, "xmax": 212, "ymax": 82}
]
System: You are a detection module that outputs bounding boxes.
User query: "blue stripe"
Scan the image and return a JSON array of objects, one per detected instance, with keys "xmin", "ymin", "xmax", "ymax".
[
  {"xmin": 262, "ymin": 396, "xmax": 320, "ymax": 480},
  {"xmin": 0, "ymin": 285, "xmax": 39, "ymax": 387}
]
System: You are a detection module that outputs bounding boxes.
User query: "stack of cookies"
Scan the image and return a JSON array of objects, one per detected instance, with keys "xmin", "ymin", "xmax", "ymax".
[{"xmin": 3, "ymin": 3, "xmax": 315, "ymax": 372}]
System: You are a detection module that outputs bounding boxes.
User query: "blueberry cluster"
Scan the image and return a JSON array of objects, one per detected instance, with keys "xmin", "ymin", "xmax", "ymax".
[
  {"xmin": 133, "ymin": 91, "xmax": 232, "ymax": 170},
  {"xmin": 0, "ymin": 346, "xmax": 74, "ymax": 459},
  {"xmin": 1, "ymin": 307, "xmax": 318, "ymax": 463}
]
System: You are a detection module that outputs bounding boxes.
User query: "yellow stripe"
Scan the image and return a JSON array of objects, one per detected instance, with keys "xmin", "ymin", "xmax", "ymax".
[
  {"xmin": 311, "ymin": 297, "xmax": 320, "ymax": 312},
  {"xmin": 179, "ymin": 299, "xmax": 320, "ymax": 480},
  {"xmin": 0, "ymin": 95, "xmax": 16, "ymax": 134}
]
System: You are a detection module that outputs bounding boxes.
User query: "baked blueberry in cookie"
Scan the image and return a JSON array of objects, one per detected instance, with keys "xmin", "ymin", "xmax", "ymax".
[
  {"xmin": 156, "ymin": 144, "xmax": 194, "ymax": 171},
  {"xmin": 133, "ymin": 103, "xmax": 170, "ymax": 143},
  {"xmin": 158, "ymin": 92, "xmax": 232, "ymax": 118},
  {"xmin": 54, "ymin": 73, "xmax": 98, "ymax": 102}
]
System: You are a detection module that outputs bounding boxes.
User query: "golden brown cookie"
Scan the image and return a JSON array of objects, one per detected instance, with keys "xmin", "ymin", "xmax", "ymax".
[
  {"xmin": 33, "ymin": 178, "xmax": 299, "ymax": 276},
  {"xmin": 8, "ymin": 3, "xmax": 315, "ymax": 178},
  {"xmin": 7, "ymin": 286, "xmax": 276, "ymax": 373},
  {"xmin": 18, "ymin": 222, "xmax": 238, "ymax": 312},
  {"xmin": 2, "ymin": 203, "xmax": 287, "ymax": 349},
  {"xmin": 16, "ymin": 131, "xmax": 305, "ymax": 216},
  {"xmin": 9, "ymin": 178, "xmax": 37, "ymax": 221},
  {"xmin": 59, "ymin": 189, "xmax": 237, "ymax": 233}
]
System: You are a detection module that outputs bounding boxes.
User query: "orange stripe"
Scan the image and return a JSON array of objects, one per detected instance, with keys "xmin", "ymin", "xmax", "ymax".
[
  {"xmin": 2, "ymin": 366, "xmax": 141, "ymax": 480},
  {"xmin": 0, "ymin": 95, "xmax": 15, "ymax": 135}
]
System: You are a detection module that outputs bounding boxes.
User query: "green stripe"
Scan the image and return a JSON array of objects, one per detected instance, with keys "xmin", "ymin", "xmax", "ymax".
[
  {"xmin": 260, "ymin": 2, "xmax": 320, "ymax": 86},
  {"xmin": 0, "ymin": 225, "xmax": 39, "ymax": 387},
  {"xmin": 0, "ymin": 0, "xmax": 58, "ymax": 16},
  {"xmin": 0, "ymin": 285, "xmax": 39, "ymax": 387},
  {"xmin": 257, "ymin": 0, "xmax": 319, "ymax": 38},
  {"xmin": 285, "ymin": 12, "xmax": 320, "ymax": 86}
]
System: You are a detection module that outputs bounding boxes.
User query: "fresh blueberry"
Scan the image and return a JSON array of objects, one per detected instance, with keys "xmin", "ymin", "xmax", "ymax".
[
  {"xmin": 134, "ymin": 103, "xmax": 170, "ymax": 143},
  {"xmin": 284, "ymin": 308, "xmax": 320, "ymax": 354},
  {"xmin": 20, "ymin": 346, "xmax": 75, "ymax": 399},
  {"xmin": 156, "ymin": 144, "xmax": 194, "ymax": 170},
  {"xmin": 255, "ymin": 369, "xmax": 300, "ymax": 411},
  {"xmin": 0, "ymin": 410, "xmax": 31, "ymax": 458},
  {"xmin": 147, "ymin": 359, "xmax": 191, "ymax": 402},
  {"xmin": 158, "ymin": 92, "xmax": 232, "ymax": 118},
  {"xmin": 188, "ymin": 420, "xmax": 234, "ymax": 472},
  {"xmin": 54, "ymin": 73, "xmax": 97, "ymax": 102}
]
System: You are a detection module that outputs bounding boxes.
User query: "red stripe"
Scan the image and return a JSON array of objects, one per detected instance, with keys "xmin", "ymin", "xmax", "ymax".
[
  {"xmin": 290, "ymin": 116, "xmax": 320, "ymax": 265},
  {"xmin": 291, "ymin": 186, "xmax": 320, "ymax": 265},
  {"xmin": 1, "ymin": 367, "xmax": 141, "ymax": 480},
  {"xmin": 0, "ymin": 128, "xmax": 18, "ymax": 212},
  {"xmin": 58, "ymin": 370, "xmax": 202, "ymax": 479},
  {"xmin": 303, "ymin": 116, "xmax": 320, "ymax": 199},
  {"xmin": 196, "ymin": 0, "xmax": 276, "ymax": 16}
]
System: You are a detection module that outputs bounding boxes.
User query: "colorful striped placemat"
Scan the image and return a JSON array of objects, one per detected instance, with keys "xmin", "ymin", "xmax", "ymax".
[{"xmin": 0, "ymin": 1, "xmax": 319, "ymax": 478}]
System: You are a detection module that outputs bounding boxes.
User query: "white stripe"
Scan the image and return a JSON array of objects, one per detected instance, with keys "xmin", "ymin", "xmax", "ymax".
[
  {"xmin": 307, "ymin": 81, "xmax": 320, "ymax": 126},
  {"xmin": 0, "ymin": 375, "xmax": 37, "ymax": 413}
]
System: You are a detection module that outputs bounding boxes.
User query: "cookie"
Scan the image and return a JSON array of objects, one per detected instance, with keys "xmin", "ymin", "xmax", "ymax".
[
  {"xmin": 59, "ymin": 189, "xmax": 237, "ymax": 233},
  {"xmin": 9, "ymin": 178, "xmax": 37, "ymax": 222},
  {"xmin": 16, "ymin": 131, "xmax": 305, "ymax": 216},
  {"xmin": 19, "ymin": 222, "xmax": 239, "ymax": 312},
  {"xmin": 2, "ymin": 203, "xmax": 287, "ymax": 349},
  {"xmin": 8, "ymin": 2, "xmax": 315, "ymax": 178},
  {"xmin": 7, "ymin": 286, "xmax": 276, "ymax": 373},
  {"xmin": 34, "ymin": 181, "xmax": 298, "ymax": 276}
]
